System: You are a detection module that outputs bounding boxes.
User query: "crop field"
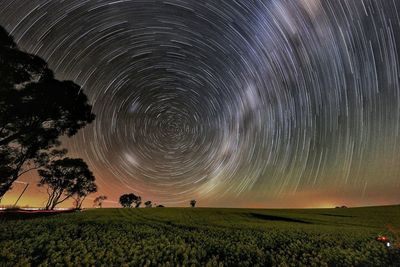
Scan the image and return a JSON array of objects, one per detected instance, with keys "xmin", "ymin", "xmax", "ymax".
[{"xmin": 1, "ymin": 205, "xmax": 400, "ymax": 266}]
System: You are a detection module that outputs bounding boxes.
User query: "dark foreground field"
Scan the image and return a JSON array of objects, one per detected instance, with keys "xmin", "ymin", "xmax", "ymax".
[{"xmin": 1, "ymin": 206, "xmax": 400, "ymax": 266}]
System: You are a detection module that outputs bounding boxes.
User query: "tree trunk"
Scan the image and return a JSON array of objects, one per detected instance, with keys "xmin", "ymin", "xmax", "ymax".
[
  {"xmin": 46, "ymin": 195, "xmax": 55, "ymax": 210},
  {"xmin": 0, "ymin": 168, "xmax": 22, "ymax": 198},
  {"xmin": 45, "ymin": 190, "xmax": 57, "ymax": 210},
  {"xmin": 50, "ymin": 202, "xmax": 58, "ymax": 210},
  {"xmin": 0, "ymin": 153, "xmax": 28, "ymax": 198},
  {"xmin": 52, "ymin": 192, "xmax": 74, "ymax": 210},
  {"xmin": 0, "ymin": 180, "xmax": 13, "ymax": 199},
  {"xmin": 77, "ymin": 195, "xmax": 87, "ymax": 209},
  {"xmin": 49, "ymin": 190, "xmax": 63, "ymax": 210}
]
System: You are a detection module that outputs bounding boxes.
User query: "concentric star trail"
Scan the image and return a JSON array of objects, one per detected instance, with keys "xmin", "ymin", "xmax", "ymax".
[{"xmin": 1, "ymin": 0, "xmax": 400, "ymax": 207}]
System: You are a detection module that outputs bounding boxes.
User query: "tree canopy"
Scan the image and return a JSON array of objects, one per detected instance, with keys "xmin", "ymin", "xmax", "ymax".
[{"xmin": 119, "ymin": 193, "xmax": 141, "ymax": 208}]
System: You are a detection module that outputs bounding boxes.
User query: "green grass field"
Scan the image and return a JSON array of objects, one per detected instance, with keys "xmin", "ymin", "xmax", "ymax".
[{"xmin": 1, "ymin": 205, "xmax": 400, "ymax": 266}]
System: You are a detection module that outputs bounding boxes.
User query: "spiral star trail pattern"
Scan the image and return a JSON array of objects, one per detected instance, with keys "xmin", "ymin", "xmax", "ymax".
[{"xmin": 1, "ymin": 0, "xmax": 400, "ymax": 207}]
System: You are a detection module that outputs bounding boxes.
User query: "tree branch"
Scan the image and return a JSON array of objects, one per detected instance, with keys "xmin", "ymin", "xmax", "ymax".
[
  {"xmin": 18, "ymin": 166, "xmax": 39, "ymax": 177},
  {"xmin": 55, "ymin": 192, "xmax": 74, "ymax": 206}
]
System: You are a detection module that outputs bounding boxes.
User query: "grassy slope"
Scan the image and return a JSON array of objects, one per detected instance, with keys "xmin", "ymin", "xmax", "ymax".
[{"xmin": 1, "ymin": 205, "xmax": 399, "ymax": 266}]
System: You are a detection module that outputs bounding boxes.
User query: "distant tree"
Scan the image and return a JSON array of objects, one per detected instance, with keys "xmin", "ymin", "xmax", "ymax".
[
  {"xmin": 119, "ymin": 194, "xmax": 131, "ymax": 208},
  {"xmin": 119, "ymin": 193, "xmax": 141, "ymax": 208},
  {"xmin": 156, "ymin": 205, "xmax": 165, "ymax": 208},
  {"xmin": 93, "ymin": 195, "xmax": 107, "ymax": 208},
  {"xmin": 38, "ymin": 158, "xmax": 96, "ymax": 210},
  {"xmin": 144, "ymin": 200, "xmax": 152, "ymax": 208},
  {"xmin": 135, "ymin": 196, "xmax": 142, "ymax": 208},
  {"xmin": 190, "ymin": 200, "xmax": 196, "ymax": 208},
  {"xmin": 0, "ymin": 26, "xmax": 95, "ymax": 198}
]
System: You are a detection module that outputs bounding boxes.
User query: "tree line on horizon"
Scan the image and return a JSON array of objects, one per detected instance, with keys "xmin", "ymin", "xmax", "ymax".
[{"xmin": 117, "ymin": 193, "xmax": 197, "ymax": 208}]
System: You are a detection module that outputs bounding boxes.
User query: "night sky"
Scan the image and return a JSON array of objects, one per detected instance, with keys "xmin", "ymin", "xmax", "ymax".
[{"xmin": 1, "ymin": 0, "xmax": 400, "ymax": 208}]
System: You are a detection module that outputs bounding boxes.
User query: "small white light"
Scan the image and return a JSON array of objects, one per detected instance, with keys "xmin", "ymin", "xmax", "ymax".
[{"xmin": 386, "ymin": 242, "xmax": 391, "ymax": 247}]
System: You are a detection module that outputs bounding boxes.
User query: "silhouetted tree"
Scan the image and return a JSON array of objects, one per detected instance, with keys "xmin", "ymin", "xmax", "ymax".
[
  {"xmin": 190, "ymin": 200, "xmax": 196, "ymax": 207},
  {"xmin": 119, "ymin": 193, "xmax": 141, "ymax": 208},
  {"xmin": 156, "ymin": 205, "xmax": 165, "ymax": 208},
  {"xmin": 93, "ymin": 195, "xmax": 107, "ymax": 208},
  {"xmin": 144, "ymin": 200, "xmax": 152, "ymax": 208},
  {"xmin": 0, "ymin": 26, "xmax": 95, "ymax": 198},
  {"xmin": 38, "ymin": 158, "xmax": 96, "ymax": 210},
  {"xmin": 71, "ymin": 176, "xmax": 97, "ymax": 210},
  {"xmin": 135, "ymin": 196, "xmax": 142, "ymax": 208}
]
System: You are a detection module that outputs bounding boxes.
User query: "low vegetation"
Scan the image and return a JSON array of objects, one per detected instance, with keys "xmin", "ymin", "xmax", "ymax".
[{"xmin": 1, "ymin": 205, "xmax": 399, "ymax": 266}]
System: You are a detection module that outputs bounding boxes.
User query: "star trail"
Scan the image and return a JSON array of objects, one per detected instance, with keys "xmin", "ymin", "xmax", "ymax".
[{"xmin": 1, "ymin": 0, "xmax": 400, "ymax": 207}]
